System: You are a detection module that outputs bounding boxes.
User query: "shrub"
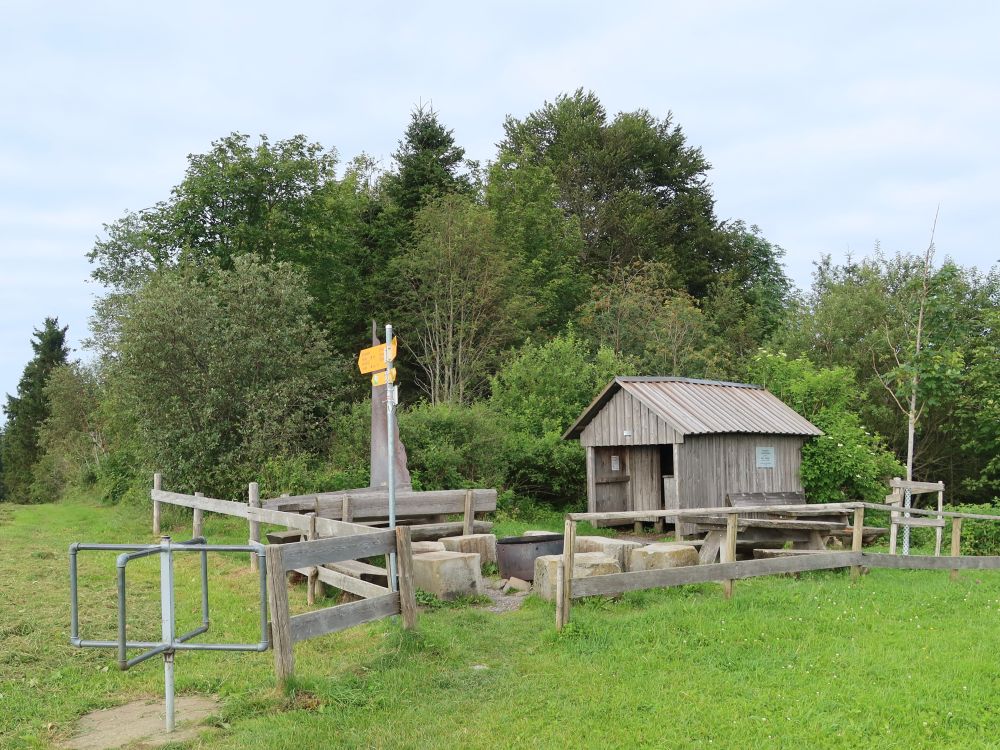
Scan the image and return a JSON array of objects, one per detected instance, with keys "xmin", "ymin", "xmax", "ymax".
[
  {"xmin": 750, "ymin": 350, "xmax": 903, "ymax": 503},
  {"xmin": 398, "ymin": 401, "xmax": 505, "ymax": 491},
  {"xmin": 489, "ymin": 332, "xmax": 631, "ymax": 508},
  {"xmin": 258, "ymin": 454, "xmax": 368, "ymax": 499}
]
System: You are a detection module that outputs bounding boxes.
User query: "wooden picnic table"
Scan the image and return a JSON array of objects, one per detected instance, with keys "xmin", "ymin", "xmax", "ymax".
[{"xmin": 693, "ymin": 492, "xmax": 852, "ymax": 564}]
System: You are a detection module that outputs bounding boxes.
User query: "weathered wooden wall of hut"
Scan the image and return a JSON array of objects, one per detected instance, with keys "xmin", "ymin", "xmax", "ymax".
[
  {"xmin": 580, "ymin": 389, "xmax": 682, "ymax": 447},
  {"xmin": 676, "ymin": 434, "xmax": 805, "ymax": 509}
]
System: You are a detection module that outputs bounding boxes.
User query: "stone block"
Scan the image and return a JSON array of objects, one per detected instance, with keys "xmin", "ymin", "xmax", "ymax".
[
  {"xmin": 628, "ymin": 543, "xmax": 699, "ymax": 572},
  {"xmin": 533, "ymin": 552, "xmax": 621, "ymax": 601},
  {"xmin": 411, "ymin": 541, "xmax": 446, "ymax": 554},
  {"xmin": 412, "ymin": 551, "xmax": 483, "ymax": 600},
  {"xmin": 574, "ymin": 536, "xmax": 644, "ymax": 570},
  {"xmin": 504, "ymin": 576, "xmax": 531, "ymax": 593},
  {"xmin": 440, "ymin": 534, "xmax": 497, "ymax": 564}
]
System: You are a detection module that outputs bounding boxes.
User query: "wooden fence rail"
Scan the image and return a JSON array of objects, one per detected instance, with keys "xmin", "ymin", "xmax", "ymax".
[
  {"xmin": 557, "ymin": 500, "xmax": 1000, "ymax": 630},
  {"xmin": 150, "ymin": 484, "xmax": 492, "ymax": 545}
]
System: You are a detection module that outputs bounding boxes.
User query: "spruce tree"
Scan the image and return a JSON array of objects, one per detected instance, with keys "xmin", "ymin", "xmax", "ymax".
[
  {"xmin": 383, "ymin": 103, "xmax": 472, "ymax": 224},
  {"xmin": 1, "ymin": 318, "xmax": 69, "ymax": 501}
]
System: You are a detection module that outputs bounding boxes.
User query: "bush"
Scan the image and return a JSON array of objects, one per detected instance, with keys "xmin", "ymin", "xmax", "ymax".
[
  {"xmin": 488, "ymin": 332, "xmax": 631, "ymax": 508},
  {"xmin": 948, "ymin": 502, "xmax": 1000, "ymax": 556},
  {"xmin": 398, "ymin": 402, "xmax": 505, "ymax": 491},
  {"xmin": 92, "ymin": 447, "xmax": 146, "ymax": 506},
  {"xmin": 257, "ymin": 454, "xmax": 368, "ymax": 499},
  {"xmin": 750, "ymin": 350, "xmax": 903, "ymax": 503}
]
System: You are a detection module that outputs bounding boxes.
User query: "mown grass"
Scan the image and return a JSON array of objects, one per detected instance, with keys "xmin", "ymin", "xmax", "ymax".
[{"xmin": 3, "ymin": 494, "xmax": 1000, "ymax": 749}]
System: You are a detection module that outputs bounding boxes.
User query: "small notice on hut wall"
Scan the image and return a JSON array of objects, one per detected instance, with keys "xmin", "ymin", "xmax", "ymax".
[
  {"xmin": 611, "ymin": 455, "xmax": 621, "ymax": 471},
  {"xmin": 755, "ymin": 446, "xmax": 775, "ymax": 469}
]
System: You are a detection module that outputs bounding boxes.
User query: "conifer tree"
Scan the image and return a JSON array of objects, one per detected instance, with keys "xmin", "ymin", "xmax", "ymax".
[{"xmin": 1, "ymin": 318, "xmax": 69, "ymax": 501}]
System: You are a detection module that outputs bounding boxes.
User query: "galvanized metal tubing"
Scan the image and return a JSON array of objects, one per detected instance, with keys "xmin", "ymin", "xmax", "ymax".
[{"xmin": 69, "ymin": 537, "xmax": 269, "ymax": 732}]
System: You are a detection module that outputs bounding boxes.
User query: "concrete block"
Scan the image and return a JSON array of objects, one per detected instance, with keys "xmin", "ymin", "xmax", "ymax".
[
  {"xmin": 628, "ymin": 543, "xmax": 699, "ymax": 572},
  {"xmin": 411, "ymin": 541, "xmax": 446, "ymax": 554},
  {"xmin": 413, "ymin": 551, "xmax": 483, "ymax": 600},
  {"xmin": 575, "ymin": 536, "xmax": 644, "ymax": 570},
  {"xmin": 440, "ymin": 534, "xmax": 497, "ymax": 564},
  {"xmin": 533, "ymin": 552, "xmax": 621, "ymax": 601}
]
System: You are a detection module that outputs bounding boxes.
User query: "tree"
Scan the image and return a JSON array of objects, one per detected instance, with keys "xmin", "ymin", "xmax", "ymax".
[
  {"xmin": 579, "ymin": 259, "xmax": 722, "ymax": 377},
  {"xmin": 500, "ymin": 89, "xmax": 725, "ymax": 296},
  {"xmin": 1, "ymin": 318, "xmax": 69, "ymax": 501},
  {"xmin": 775, "ymin": 251, "xmax": 991, "ymax": 496},
  {"xmin": 486, "ymin": 153, "xmax": 587, "ymax": 333},
  {"xmin": 30, "ymin": 363, "xmax": 107, "ymax": 502},
  {"xmin": 489, "ymin": 331, "xmax": 633, "ymax": 506},
  {"xmin": 106, "ymin": 256, "xmax": 348, "ymax": 497},
  {"xmin": 704, "ymin": 222, "xmax": 793, "ymax": 373},
  {"xmin": 392, "ymin": 195, "xmax": 525, "ymax": 404},
  {"xmin": 382, "ymin": 103, "xmax": 475, "ymax": 225},
  {"xmin": 87, "ymin": 133, "xmax": 374, "ymax": 352}
]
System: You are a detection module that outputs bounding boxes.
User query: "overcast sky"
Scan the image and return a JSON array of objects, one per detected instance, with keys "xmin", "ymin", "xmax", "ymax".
[{"xmin": 1, "ymin": 0, "xmax": 997, "ymax": 410}]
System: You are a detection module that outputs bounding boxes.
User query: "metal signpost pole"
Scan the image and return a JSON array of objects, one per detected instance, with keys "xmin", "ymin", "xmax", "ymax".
[
  {"xmin": 159, "ymin": 536, "xmax": 176, "ymax": 732},
  {"xmin": 385, "ymin": 324, "xmax": 398, "ymax": 592}
]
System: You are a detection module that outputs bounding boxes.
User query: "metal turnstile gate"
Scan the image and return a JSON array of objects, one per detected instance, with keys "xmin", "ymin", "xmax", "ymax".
[{"xmin": 69, "ymin": 536, "xmax": 269, "ymax": 732}]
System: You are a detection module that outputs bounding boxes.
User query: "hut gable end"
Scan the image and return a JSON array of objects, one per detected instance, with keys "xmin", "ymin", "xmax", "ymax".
[{"xmin": 579, "ymin": 388, "xmax": 684, "ymax": 447}]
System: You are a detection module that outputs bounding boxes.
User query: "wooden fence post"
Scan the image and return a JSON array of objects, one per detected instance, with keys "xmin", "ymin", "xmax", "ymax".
[
  {"xmin": 395, "ymin": 526, "xmax": 418, "ymax": 630},
  {"xmin": 851, "ymin": 506, "xmax": 865, "ymax": 580},
  {"xmin": 561, "ymin": 517, "xmax": 576, "ymax": 627},
  {"xmin": 950, "ymin": 518, "xmax": 963, "ymax": 582},
  {"xmin": 306, "ymin": 514, "xmax": 319, "ymax": 605},
  {"xmin": 463, "ymin": 490, "xmax": 475, "ymax": 536},
  {"xmin": 249, "ymin": 482, "xmax": 260, "ymax": 572},
  {"xmin": 555, "ymin": 563, "xmax": 565, "ymax": 630},
  {"xmin": 935, "ymin": 486, "xmax": 945, "ymax": 557},
  {"xmin": 341, "ymin": 495, "xmax": 352, "ymax": 523},
  {"xmin": 722, "ymin": 513, "xmax": 738, "ymax": 599},
  {"xmin": 265, "ymin": 544, "xmax": 294, "ymax": 688},
  {"xmin": 193, "ymin": 492, "xmax": 204, "ymax": 538},
  {"xmin": 153, "ymin": 473, "xmax": 162, "ymax": 536}
]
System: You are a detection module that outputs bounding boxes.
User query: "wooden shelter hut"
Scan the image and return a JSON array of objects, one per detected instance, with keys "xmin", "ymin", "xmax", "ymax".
[{"xmin": 563, "ymin": 377, "xmax": 822, "ymax": 524}]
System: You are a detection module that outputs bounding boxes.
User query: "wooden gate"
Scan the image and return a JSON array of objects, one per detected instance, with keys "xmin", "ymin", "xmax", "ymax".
[
  {"xmin": 593, "ymin": 447, "xmax": 628, "ymax": 512},
  {"xmin": 265, "ymin": 527, "xmax": 417, "ymax": 687}
]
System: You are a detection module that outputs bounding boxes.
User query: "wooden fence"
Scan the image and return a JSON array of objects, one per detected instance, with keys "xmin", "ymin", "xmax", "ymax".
[
  {"xmin": 151, "ymin": 474, "xmax": 494, "ymax": 548},
  {"xmin": 265, "ymin": 528, "xmax": 417, "ymax": 687},
  {"xmin": 556, "ymin": 500, "xmax": 1000, "ymax": 629},
  {"xmin": 149, "ymin": 474, "xmax": 420, "ymax": 687}
]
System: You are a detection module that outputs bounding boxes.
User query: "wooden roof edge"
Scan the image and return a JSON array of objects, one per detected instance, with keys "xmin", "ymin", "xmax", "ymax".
[{"xmin": 562, "ymin": 377, "xmax": 625, "ymax": 441}]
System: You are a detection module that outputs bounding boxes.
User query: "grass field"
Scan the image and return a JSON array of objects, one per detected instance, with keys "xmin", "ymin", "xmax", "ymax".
[{"xmin": 4, "ymin": 494, "xmax": 1000, "ymax": 749}]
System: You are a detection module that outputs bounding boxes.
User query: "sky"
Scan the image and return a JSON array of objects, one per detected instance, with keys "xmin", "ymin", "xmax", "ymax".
[{"xmin": 1, "ymin": 0, "xmax": 998, "ymax": 410}]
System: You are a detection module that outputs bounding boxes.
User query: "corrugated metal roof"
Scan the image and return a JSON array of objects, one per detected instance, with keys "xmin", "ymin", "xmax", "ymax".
[{"xmin": 563, "ymin": 376, "xmax": 822, "ymax": 440}]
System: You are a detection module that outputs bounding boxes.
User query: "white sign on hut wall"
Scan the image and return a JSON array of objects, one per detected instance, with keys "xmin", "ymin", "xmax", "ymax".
[
  {"xmin": 611, "ymin": 455, "xmax": 621, "ymax": 471},
  {"xmin": 755, "ymin": 446, "xmax": 776, "ymax": 469}
]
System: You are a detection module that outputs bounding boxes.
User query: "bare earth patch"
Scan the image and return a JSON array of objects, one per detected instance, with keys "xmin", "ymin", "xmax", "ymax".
[{"xmin": 61, "ymin": 696, "xmax": 220, "ymax": 750}]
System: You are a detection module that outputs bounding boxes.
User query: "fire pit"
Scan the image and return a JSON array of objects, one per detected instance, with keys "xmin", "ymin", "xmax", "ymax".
[{"xmin": 496, "ymin": 534, "xmax": 564, "ymax": 581}]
